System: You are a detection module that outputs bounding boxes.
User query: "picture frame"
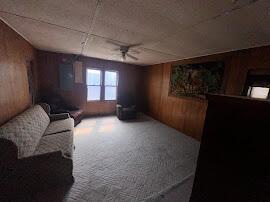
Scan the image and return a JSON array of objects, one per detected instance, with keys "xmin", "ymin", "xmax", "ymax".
[{"xmin": 169, "ymin": 61, "xmax": 225, "ymax": 99}]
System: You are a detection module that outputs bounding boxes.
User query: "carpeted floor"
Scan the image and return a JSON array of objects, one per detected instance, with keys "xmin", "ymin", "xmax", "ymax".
[{"xmin": 34, "ymin": 114, "xmax": 200, "ymax": 201}]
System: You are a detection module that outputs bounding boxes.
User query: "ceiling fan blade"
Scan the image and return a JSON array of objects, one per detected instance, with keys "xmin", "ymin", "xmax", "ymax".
[
  {"xmin": 126, "ymin": 53, "xmax": 138, "ymax": 60},
  {"xmin": 113, "ymin": 48, "xmax": 121, "ymax": 51},
  {"xmin": 129, "ymin": 49, "xmax": 140, "ymax": 54},
  {"xmin": 106, "ymin": 40, "xmax": 123, "ymax": 47},
  {"xmin": 128, "ymin": 43, "xmax": 141, "ymax": 48}
]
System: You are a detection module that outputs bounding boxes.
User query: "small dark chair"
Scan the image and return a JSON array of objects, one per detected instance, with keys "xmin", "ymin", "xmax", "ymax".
[
  {"xmin": 116, "ymin": 93, "xmax": 137, "ymax": 120},
  {"xmin": 41, "ymin": 93, "xmax": 83, "ymax": 126}
]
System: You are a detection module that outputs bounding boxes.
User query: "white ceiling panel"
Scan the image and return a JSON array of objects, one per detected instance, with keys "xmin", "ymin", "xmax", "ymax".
[
  {"xmin": 1, "ymin": 0, "xmax": 270, "ymax": 66},
  {"xmin": 141, "ymin": 0, "xmax": 245, "ymax": 29},
  {"xmin": 142, "ymin": 28, "xmax": 217, "ymax": 58},
  {"xmin": 92, "ymin": 0, "xmax": 246, "ymax": 45},
  {"xmin": 128, "ymin": 0, "xmax": 270, "ymax": 60},
  {"xmin": 0, "ymin": 0, "xmax": 97, "ymax": 32},
  {"xmin": 0, "ymin": 13, "xmax": 86, "ymax": 54},
  {"xmin": 192, "ymin": 0, "xmax": 270, "ymax": 51}
]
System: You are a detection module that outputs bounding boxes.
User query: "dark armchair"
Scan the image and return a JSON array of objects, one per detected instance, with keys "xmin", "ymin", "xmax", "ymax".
[
  {"xmin": 116, "ymin": 93, "xmax": 137, "ymax": 120},
  {"xmin": 41, "ymin": 93, "xmax": 83, "ymax": 126}
]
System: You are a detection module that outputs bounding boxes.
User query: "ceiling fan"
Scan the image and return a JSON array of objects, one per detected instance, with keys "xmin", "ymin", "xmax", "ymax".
[{"xmin": 107, "ymin": 41, "xmax": 141, "ymax": 62}]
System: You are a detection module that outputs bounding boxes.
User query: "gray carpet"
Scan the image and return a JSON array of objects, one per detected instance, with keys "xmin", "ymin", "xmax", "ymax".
[
  {"xmin": 65, "ymin": 114, "xmax": 200, "ymax": 201},
  {"xmin": 145, "ymin": 174, "xmax": 195, "ymax": 202}
]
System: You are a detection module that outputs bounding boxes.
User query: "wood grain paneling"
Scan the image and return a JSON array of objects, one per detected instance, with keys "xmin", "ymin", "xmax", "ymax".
[
  {"xmin": 226, "ymin": 46, "xmax": 270, "ymax": 95},
  {"xmin": 0, "ymin": 20, "xmax": 36, "ymax": 126},
  {"xmin": 37, "ymin": 51, "xmax": 86, "ymax": 109},
  {"xmin": 37, "ymin": 51, "xmax": 143, "ymax": 116},
  {"xmin": 143, "ymin": 45, "xmax": 270, "ymax": 141},
  {"xmin": 84, "ymin": 101, "xmax": 117, "ymax": 116},
  {"xmin": 143, "ymin": 63, "xmax": 208, "ymax": 140}
]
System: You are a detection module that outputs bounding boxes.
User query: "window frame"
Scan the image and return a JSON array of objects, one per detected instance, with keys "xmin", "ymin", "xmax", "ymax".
[
  {"xmin": 104, "ymin": 70, "xmax": 118, "ymax": 101},
  {"xmin": 86, "ymin": 68, "xmax": 118, "ymax": 102},
  {"xmin": 86, "ymin": 68, "xmax": 102, "ymax": 101}
]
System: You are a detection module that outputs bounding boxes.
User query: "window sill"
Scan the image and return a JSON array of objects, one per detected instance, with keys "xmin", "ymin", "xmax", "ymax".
[{"xmin": 87, "ymin": 100, "xmax": 117, "ymax": 103}]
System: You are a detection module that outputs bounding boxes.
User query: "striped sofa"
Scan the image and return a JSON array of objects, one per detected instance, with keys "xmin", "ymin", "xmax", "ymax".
[{"xmin": 0, "ymin": 104, "xmax": 74, "ymax": 194}]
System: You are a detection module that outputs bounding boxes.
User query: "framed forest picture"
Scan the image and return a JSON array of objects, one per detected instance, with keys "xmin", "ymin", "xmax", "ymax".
[{"xmin": 169, "ymin": 61, "xmax": 225, "ymax": 98}]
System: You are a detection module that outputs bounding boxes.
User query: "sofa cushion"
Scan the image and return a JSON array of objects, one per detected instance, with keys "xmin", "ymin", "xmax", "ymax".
[
  {"xmin": 34, "ymin": 131, "xmax": 73, "ymax": 158},
  {"xmin": 0, "ymin": 105, "xmax": 50, "ymax": 158},
  {"xmin": 44, "ymin": 118, "xmax": 74, "ymax": 135}
]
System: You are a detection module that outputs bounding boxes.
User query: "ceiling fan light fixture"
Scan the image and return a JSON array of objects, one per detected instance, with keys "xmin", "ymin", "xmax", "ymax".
[
  {"xmin": 121, "ymin": 52, "xmax": 126, "ymax": 62},
  {"xmin": 108, "ymin": 41, "xmax": 140, "ymax": 62}
]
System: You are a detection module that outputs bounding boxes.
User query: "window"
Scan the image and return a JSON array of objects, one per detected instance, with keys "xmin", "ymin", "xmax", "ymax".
[
  {"xmin": 243, "ymin": 69, "xmax": 270, "ymax": 100},
  {"xmin": 105, "ymin": 71, "xmax": 118, "ymax": 100},
  {"xmin": 247, "ymin": 86, "xmax": 270, "ymax": 99},
  {"xmin": 86, "ymin": 69, "xmax": 101, "ymax": 101},
  {"xmin": 86, "ymin": 69, "xmax": 118, "ymax": 101}
]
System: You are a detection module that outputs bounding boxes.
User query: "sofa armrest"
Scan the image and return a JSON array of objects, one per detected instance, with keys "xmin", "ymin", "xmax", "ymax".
[
  {"xmin": 39, "ymin": 103, "xmax": 51, "ymax": 115},
  {"xmin": 49, "ymin": 113, "xmax": 70, "ymax": 122},
  {"xmin": 19, "ymin": 151, "xmax": 73, "ymax": 182},
  {"xmin": 0, "ymin": 139, "xmax": 18, "ymax": 162},
  {"xmin": 20, "ymin": 151, "xmax": 63, "ymax": 162},
  {"xmin": 0, "ymin": 151, "xmax": 74, "ymax": 194}
]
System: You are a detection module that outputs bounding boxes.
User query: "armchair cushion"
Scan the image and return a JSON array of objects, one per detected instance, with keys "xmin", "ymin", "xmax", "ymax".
[
  {"xmin": 34, "ymin": 131, "xmax": 73, "ymax": 158},
  {"xmin": 44, "ymin": 117, "xmax": 74, "ymax": 136}
]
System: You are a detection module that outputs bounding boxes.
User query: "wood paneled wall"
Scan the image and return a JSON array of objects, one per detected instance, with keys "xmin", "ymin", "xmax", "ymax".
[
  {"xmin": 37, "ymin": 51, "xmax": 143, "ymax": 116},
  {"xmin": 142, "ymin": 45, "xmax": 270, "ymax": 141},
  {"xmin": 225, "ymin": 46, "xmax": 270, "ymax": 95},
  {"xmin": 0, "ymin": 20, "xmax": 37, "ymax": 126}
]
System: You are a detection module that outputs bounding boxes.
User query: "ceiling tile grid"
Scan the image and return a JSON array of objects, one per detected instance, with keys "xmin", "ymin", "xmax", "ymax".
[{"xmin": 0, "ymin": 0, "xmax": 270, "ymax": 65}]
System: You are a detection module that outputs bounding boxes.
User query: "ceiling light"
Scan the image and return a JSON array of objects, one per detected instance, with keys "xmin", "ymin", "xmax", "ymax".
[{"xmin": 121, "ymin": 52, "xmax": 126, "ymax": 62}]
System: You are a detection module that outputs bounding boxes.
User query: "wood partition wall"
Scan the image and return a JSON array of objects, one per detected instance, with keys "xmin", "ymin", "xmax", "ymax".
[
  {"xmin": 190, "ymin": 94, "xmax": 270, "ymax": 201},
  {"xmin": 0, "ymin": 20, "xmax": 37, "ymax": 126},
  {"xmin": 142, "ymin": 45, "xmax": 270, "ymax": 141}
]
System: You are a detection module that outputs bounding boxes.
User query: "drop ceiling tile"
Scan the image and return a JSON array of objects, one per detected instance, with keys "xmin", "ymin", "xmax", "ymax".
[
  {"xmin": 92, "ymin": 0, "xmax": 242, "ymax": 45},
  {"xmin": 83, "ymin": 36, "xmax": 120, "ymax": 60},
  {"xmin": 92, "ymin": 0, "xmax": 177, "ymax": 45},
  {"xmin": 141, "ymin": 0, "xmax": 236, "ymax": 29},
  {"xmin": 192, "ymin": 0, "xmax": 270, "ymax": 52},
  {"xmin": 0, "ymin": 13, "xmax": 86, "ymax": 54},
  {"xmin": 91, "ymin": 0, "xmax": 265, "ymax": 63},
  {"xmin": 143, "ymin": 0, "xmax": 270, "ymax": 59},
  {"xmin": 0, "ymin": 0, "xmax": 97, "ymax": 32},
  {"xmin": 142, "ymin": 29, "xmax": 213, "ymax": 57},
  {"xmin": 133, "ymin": 48, "xmax": 179, "ymax": 65}
]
